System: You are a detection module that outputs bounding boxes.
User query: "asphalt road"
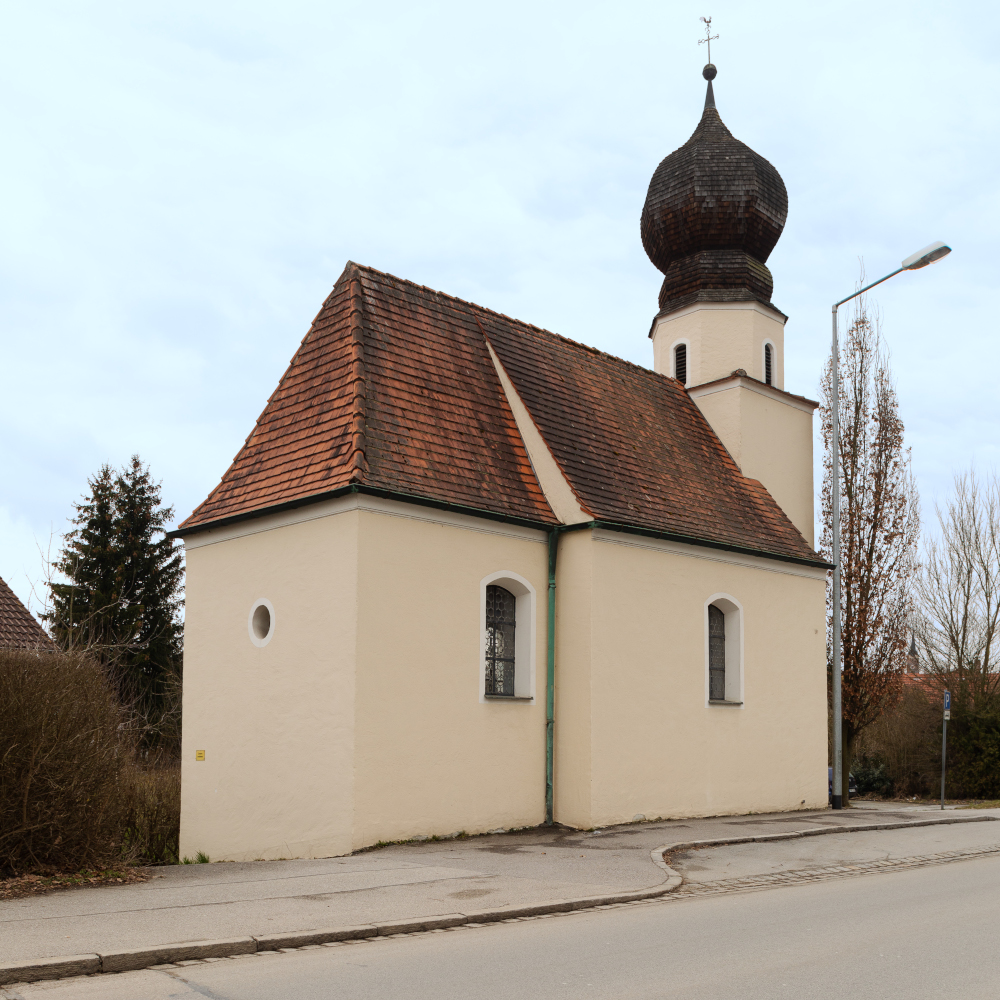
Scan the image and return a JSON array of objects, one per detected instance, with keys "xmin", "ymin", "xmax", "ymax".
[{"xmin": 8, "ymin": 853, "xmax": 1000, "ymax": 1000}]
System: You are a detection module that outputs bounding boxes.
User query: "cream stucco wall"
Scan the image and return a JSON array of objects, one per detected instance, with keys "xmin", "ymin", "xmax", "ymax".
[
  {"xmin": 180, "ymin": 494, "xmax": 551, "ymax": 860},
  {"xmin": 180, "ymin": 496, "xmax": 827, "ymax": 858},
  {"xmin": 568, "ymin": 530, "xmax": 828, "ymax": 828},
  {"xmin": 351, "ymin": 502, "xmax": 549, "ymax": 848},
  {"xmin": 180, "ymin": 506, "xmax": 359, "ymax": 861},
  {"xmin": 689, "ymin": 379, "xmax": 817, "ymax": 548},
  {"xmin": 552, "ymin": 528, "xmax": 594, "ymax": 829},
  {"xmin": 651, "ymin": 301, "xmax": 786, "ymax": 388}
]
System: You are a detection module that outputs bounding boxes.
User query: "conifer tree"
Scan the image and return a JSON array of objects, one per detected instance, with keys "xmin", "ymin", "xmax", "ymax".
[{"xmin": 47, "ymin": 457, "xmax": 184, "ymax": 725}]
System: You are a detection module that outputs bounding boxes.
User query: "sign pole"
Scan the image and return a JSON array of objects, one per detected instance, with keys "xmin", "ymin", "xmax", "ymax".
[{"xmin": 941, "ymin": 690, "xmax": 951, "ymax": 810}]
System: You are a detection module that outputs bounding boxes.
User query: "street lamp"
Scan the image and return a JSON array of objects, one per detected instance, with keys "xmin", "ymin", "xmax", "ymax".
[{"xmin": 830, "ymin": 240, "xmax": 951, "ymax": 810}]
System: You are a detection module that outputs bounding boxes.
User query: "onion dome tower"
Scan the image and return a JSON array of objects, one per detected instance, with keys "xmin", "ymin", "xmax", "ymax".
[
  {"xmin": 642, "ymin": 63, "xmax": 791, "ymax": 394},
  {"xmin": 640, "ymin": 60, "xmax": 818, "ymax": 550},
  {"xmin": 641, "ymin": 64, "xmax": 788, "ymax": 317}
]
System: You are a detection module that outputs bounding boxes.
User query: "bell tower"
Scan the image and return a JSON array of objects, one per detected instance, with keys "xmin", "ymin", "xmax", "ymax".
[{"xmin": 640, "ymin": 58, "xmax": 817, "ymax": 546}]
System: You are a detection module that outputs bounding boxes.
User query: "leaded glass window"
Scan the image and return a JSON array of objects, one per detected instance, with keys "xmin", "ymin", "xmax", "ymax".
[
  {"xmin": 486, "ymin": 585, "xmax": 516, "ymax": 697},
  {"xmin": 709, "ymin": 604, "xmax": 726, "ymax": 701}
]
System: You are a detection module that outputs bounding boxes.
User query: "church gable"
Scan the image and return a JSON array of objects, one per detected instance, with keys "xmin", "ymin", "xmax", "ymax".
[{"xmin": 179, "ymin": 263, "xmax": 557, "ymax": 532}]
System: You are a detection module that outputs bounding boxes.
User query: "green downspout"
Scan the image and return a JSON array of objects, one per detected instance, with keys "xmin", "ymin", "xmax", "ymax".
[{"xmin": 545, "ymin": 528, "xmax": 559, "ymax": 825}]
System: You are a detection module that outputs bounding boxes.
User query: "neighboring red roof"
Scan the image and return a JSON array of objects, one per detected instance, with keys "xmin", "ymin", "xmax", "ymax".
[
  {"xmin": 177, "ymin": 262, "xmax": 821, "ymax": 566},
  {"xmin": 0, "ymin": 576, "xmax": 54, "ymax": 650}
]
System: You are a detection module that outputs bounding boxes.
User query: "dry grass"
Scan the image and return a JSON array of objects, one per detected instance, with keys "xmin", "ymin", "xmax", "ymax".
[{"xmin": 121, "ymin": 763, "xmax": 181, "ymax": 865}]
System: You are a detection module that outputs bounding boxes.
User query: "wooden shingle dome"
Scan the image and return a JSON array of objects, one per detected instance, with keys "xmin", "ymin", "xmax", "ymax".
[{"xmin": 640, "ymin": 68, "xmax": 788, "ymax": 315}]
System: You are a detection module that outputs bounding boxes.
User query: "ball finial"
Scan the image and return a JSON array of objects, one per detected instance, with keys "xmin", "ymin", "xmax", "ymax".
[{"xmin": 702, "ymin": 63, "xmax": 717, "ymax": 81}]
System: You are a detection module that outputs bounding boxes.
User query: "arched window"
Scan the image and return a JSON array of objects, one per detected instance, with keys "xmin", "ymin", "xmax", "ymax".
[
  {"xmin": 674, "ymin": 343, "xmax": 688, "ymax": 385},
  {"xmin": 708, "ymin": 604, "xmax": 726, "ymax": 701},
  {"xmin": 706, "ymin": 595, "xmax": 743, "ymax": 706},
  {"xmin": 485, "ymin": 585, "xmax": 516, "ymax": 696},
  {"xmin": 764, "ymin": 343, "xmax": 773, "ymax": 385}
]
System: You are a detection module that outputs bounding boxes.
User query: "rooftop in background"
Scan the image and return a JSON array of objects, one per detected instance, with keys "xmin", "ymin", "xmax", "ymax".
[{"xmin": 0, "ymin": 575, "xmax": 54, "ymax": 651}]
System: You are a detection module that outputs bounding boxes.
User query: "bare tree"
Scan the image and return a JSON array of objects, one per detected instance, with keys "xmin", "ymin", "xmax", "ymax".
[
  {"xmin": 916, "ymin": 472, "xmax": 1000, "ymax": 711},
  {"xmin": 821, "ymin": 282, "xmax": 920, "ymax": 804}
]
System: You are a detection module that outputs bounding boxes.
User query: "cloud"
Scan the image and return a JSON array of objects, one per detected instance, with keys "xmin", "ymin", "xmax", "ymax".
[{"xmin": 1, "ymin": 0, "xmax": 996, "ymax": 610}]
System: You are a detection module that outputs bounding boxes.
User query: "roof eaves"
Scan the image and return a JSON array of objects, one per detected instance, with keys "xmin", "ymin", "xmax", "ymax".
[
  {"xmin": 167, "ymin": 483, "xmax": 558, "ymax": 540},
  {"xmin": 587, "ymin": 519, "xmax": 832, "ymax": 570},
  {"xmin": 646, "ymin": 296, "xmax": 789, "ymax": 338},
  {"xmin": 686, "ymin": 373, "xmax": 819, "ymax": 409}
]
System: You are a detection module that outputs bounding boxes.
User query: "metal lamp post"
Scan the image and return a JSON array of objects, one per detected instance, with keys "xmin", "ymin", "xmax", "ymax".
[{"xmin": 830, "ymin": 240, "xmax": 951, "ymax": 810}]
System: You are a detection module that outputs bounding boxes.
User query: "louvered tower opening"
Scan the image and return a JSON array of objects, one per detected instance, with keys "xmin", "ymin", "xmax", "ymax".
[
  {"xmin": 674, "ymin": 343, "xmax": 687, "ymax": 386},
  {"xmin": 764, "ymin": 343, "xmax": 773, "ymax": 385}
]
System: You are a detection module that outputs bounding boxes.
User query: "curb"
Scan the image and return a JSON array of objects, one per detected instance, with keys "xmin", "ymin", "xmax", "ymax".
[
  {"xmin": 3, "ymin": 813, "xmax": 995, "ymax": 986},
  {"xmin": 657, "ymin": 813, "xmax": 998, "ymax": 858}
]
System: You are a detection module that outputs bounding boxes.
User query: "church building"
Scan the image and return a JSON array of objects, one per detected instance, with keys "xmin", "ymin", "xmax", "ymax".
[{"xmin": 175, "ymin": 65, "xmax": 829, "ymax": 862}]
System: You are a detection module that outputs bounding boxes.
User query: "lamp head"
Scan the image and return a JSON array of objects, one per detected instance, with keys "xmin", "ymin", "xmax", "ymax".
[{"xmin": 901, "ymin": 241, "xmax": 951, "ymax": 270}]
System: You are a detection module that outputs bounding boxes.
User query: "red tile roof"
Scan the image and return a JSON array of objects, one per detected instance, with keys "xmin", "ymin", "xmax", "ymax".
[
  {"xmin": 0, "ymin": 576, "xmax": 54, "ymax": 650},
  {"xmin": 177, "ymin": 262, "xmax": 821, "ymax": 566},
  {"xmin": 179, "ymin": 264, "xmax": 557, "ymax": 531},
  {"xmin": 481, "ymin": 312, "xmax": 816, "ymax": 562}
]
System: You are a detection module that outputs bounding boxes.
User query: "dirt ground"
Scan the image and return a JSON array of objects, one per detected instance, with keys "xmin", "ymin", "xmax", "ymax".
[{"xmin": 0, "ymin": 867, "xmax": 149, "ymax": 900}]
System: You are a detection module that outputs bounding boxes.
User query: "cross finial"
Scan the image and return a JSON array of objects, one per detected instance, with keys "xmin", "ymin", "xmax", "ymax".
[{"xmin": 698, "ymin": 16, "xmax": 718, "ymax": 65}]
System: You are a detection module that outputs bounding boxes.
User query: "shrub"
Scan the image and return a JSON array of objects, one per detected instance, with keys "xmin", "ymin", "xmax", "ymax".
[
  {"xmin": 856, "ymin": 681, "xmax": 1000, "ymax": 800},
  {"xmin": 854, "ymin": 684, "xmax": 940, "ymax": 798},
  {"xmin": 945, "ymin": 711, "xmax": 1000, "ymax": 800},
  {"xmin": 852, "ymin": 753, "xmax": 894, "ymax": 797},
  {"xmin": 0, "ymin": 648, "xmax": 180, "ymax": 875}
]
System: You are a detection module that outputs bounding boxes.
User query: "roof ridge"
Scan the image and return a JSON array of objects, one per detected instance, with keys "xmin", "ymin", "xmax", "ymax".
[
  {"xmin": 347, "ymin": 273, "xmax": 368, "ymax": 481},
  {"xmin": 350, "ymin": 261, "xmax": 664, "ymax": 383}
]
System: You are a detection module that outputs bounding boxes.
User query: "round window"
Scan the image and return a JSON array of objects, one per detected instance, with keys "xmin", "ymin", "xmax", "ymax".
[{"xmin": 248, "ymin": 599, "xmax": 275, "ymax": 647}]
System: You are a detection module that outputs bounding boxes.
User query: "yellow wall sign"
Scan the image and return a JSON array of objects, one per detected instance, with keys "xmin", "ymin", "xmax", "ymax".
[{"xmin": 195, "ymin": 750, "xmax": 205, "ymax": 761}]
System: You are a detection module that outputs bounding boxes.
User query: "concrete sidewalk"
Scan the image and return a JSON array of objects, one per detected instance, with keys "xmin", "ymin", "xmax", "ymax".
[{"xmin": 2, "ymin": 802, "xmax": 998, "ymax": 975}]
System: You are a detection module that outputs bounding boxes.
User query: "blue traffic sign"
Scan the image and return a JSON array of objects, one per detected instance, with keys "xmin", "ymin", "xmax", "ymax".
[{"xmin": 944, "ymin": 691, "xmax": 951, "ymax": 711}]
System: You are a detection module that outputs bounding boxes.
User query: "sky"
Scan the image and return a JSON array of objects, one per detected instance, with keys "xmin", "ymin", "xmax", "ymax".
[{"xmin": 1, "ymin": 0, "xmax": 997, "ymax": 617}]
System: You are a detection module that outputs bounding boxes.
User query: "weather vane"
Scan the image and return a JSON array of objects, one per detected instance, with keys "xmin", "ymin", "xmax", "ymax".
[{"xmin": 698, "ymin": 16, "xmax": 718, "ymax": 64}]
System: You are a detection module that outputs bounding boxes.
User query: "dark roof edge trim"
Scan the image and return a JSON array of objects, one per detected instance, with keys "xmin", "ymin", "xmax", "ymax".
[
  {"xmin": 168, "ymin": 485, "xmax": 558, "ymax": 539},
  {"xmin": 647, "ymin": 296, "xmax": 789, "ymax": 338},
  {"xmin": 169, "ymin": 491, "xmax": 831, "ymax": 568},
  {"xmin": 572, "ymin": 519, "xmax": 832, "ymax": 570}
]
